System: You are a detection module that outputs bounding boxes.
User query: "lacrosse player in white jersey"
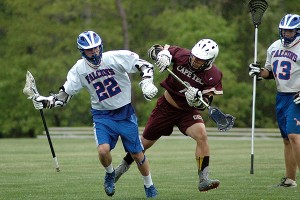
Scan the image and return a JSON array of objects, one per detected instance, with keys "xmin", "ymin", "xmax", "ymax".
[
  {"xmin": 249, "ymin": 14, "xmax": 300, "ymax": 187},
  {"xmin": 32, "ymin": 31, "xmax": 158, "ymax": 198}
]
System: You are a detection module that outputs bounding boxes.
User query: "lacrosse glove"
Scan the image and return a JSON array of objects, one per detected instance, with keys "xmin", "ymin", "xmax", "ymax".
[
  {"xmin": 185, "ymin": 86, "xmax": 203, "ymax": 107},
  {"xmin": 32, "ymin": 95, "xmax": 66, "ymax": 109},
  {"xmin": 249, "ymin": 63, "xmax": 262, "ymax": 80},
  {"xmin": 139, "ymin": 78, "xmax": 158, "ymax": 101},
  {"xmin": 156, "ymin": 50, "xmax": 172, "ymax": 72},
  {"xmin": 32, "ymin": 96, "xmax": 54, "ymax": 109}
]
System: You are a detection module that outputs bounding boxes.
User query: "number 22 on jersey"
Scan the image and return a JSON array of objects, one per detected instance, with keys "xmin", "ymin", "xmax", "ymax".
[{"xmin": 93, "ymin": 77, "xmax": 122, "ymax": 101}]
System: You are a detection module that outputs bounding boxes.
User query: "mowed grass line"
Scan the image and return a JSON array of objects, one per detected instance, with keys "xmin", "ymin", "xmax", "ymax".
[{"xmin": 0, "ymin": 137, "xmax": 299, "ymax": 200}]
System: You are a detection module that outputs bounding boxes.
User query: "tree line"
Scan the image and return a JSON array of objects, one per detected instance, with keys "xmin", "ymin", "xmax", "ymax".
[{"xmin": 0, "ymin": 0, "xmax": 298, "ymax": 137}]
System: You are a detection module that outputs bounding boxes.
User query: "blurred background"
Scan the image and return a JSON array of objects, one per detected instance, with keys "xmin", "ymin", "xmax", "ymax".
[{"xmin": 0, "ymin": 0, "xmax": 298, "ymax": 137}]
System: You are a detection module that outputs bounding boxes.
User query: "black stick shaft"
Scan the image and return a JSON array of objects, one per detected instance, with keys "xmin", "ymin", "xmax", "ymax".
[
  {"xmin": 250, "ymin": 154, "xmax": 254, "ymax": 174},
  {"xmin": 39, "ymin": 109, "xmax": 60, "ymax": 172}
]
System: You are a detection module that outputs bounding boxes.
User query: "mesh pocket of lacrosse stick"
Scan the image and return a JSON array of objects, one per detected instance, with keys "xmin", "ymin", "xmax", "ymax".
[
  {"xmin": 208, "ymin": 107, "xmax": 235, "ymax": 132},
  {"xmin": 248, "ymin": 0, "xmax": 268, "ymax": 26}
]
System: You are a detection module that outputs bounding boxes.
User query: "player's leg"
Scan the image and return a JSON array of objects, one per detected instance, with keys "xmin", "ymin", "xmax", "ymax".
[
  {"xmin": 94, "ymin": 118, "xmax": 119, "ymax": 196},
  {"xmin": 119, "ymin": 115, "xmax": 158, "ymax": 198},
  {"xmin": 115, "ymin": 96, "xmax": 173, "ymax": 182},
  {"xmin": 178, "ymin": 108, "xmax": 219, "ymax": 192},
  {"xmin": 185, "ymin": 122, "xmax": 220, "ymax": 192},
  {"xmin": 288, "ymin": 134, "xmax": 300, "ymax": 170},
  {"xmin": 287, "ymin": 101, "xmax": 300, "ymax": 173},
  {"xmin": 276, "ymin": 93, "xmax": 298, "ymax": 187},
  {"xmin": 131, "ymin": 151, "xmax": 158, "ymax": 198},
  {"xmin": 97, "ymin": 143, "xmax": 116, "ymax": 196},
  {"xmin": 114, "ymin": 137, "xmax": 157, "ymax": 182},
  {"xmin": 283, "ymin": 138, "xmax": 297, "ymax": 180}
]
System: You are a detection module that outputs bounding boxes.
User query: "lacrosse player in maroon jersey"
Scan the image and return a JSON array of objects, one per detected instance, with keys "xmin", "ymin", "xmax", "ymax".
[
  {"xmin": 249, "ymin": 14, "xmax": 300, "ymax": 187},
  {"xmin": 115, "ymin": 39, "xmax": 223, "ymax": 192}
]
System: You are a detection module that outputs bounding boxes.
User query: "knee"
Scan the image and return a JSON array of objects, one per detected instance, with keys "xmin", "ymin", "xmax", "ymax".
[
  {"xmin": 131, "ymin": 153, "xmax": 147, "ymax": 166},
  {"xmin": 98, "ymin": 144, "xmax": 110, "ymax": 156},
  {"xmin": 288, "ymin": 134, "xmax": 300, "ymax": 145},
  {"xmin": 195, "ymin": 127, "xmax": 208, "ymax": 142}
]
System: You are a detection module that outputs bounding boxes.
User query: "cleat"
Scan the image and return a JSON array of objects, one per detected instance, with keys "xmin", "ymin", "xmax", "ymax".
[
  {"xmin": 198, "ymin": 179, "xmax": 220, "ymax": 192},
  {"xmin": 115, "ymin": 160, "xmax": 131, "ymax": 183},
  {"xmin": 277, "ymin": 177, "xmax": 297, "ymax": 187},
  {"xmin": 144, "ymin": 185, "xmax": 158, "ymax": 198},
  {"xmin": 104, "ymin": 171, "xmax": 115, "ymax": 196}
]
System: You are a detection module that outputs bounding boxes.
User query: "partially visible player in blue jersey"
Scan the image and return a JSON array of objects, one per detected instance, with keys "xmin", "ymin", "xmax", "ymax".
[
  {"xmin": 249, "ymin": 14, "xmax": 300, "ymax": 187},
  {"xmin": 32, "ymin": 31, "xmax": 158, "ymax": 198}
]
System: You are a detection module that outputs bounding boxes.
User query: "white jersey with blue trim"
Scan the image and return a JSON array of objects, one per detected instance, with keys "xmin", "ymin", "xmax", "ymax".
[
  {"xmin": 63, "ymin": 50, "xmax": 141, "ymax": 110},
  {"xmin": 265, "ymin": 40, "xmax": 300, "ymax": 92}
]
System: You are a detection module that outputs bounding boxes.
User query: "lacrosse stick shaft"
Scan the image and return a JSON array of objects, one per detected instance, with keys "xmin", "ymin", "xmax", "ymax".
[
  {"xmin": 250, "ymin": 27, "xmax": 258, "ymax": 174},
  {"xmin": 166, "ymin": 68, "xmax": 210, "ymax": 108},
  {"xmin": 39, "ymin": 109, "xmax": 60, "ymax": 172}
]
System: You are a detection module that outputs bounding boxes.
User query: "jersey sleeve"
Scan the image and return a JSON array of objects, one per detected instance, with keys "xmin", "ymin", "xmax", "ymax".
[
  {"xmin": 63, "ymin": 64, "xmax": 84, "ymax": 96},
  {"xmin": 265, "ymin": 45, "xmax": 273, "ymax": 71}
]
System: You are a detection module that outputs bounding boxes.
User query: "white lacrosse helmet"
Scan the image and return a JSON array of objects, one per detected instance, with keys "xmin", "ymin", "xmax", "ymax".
[
  {"xmin": 279, "ymin": 14, "xmax": 300, "ymax": 48},
  {"xmin": 77, "ymin": 31, "xmax": 103, "ymax": 68},
  {"xmin": 189, "ymin": 39, "xmax": 219, "ymax": 71}
]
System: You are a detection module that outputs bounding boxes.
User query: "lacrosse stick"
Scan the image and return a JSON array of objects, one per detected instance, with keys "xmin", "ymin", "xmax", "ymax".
[
  {"xmin": 23, "ymin": 71, "xmax": 60, "ymax": 172},
  {"xmin": 248, "ymin": 0, "xmax": 268, "ymax": 174},
  {"xmin": 166, "ymin": 68, "xmax": 235, "ymax": 132}
]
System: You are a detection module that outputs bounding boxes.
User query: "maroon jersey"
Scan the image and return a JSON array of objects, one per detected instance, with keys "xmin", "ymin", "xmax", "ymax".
[{"xmin": 160, "ymin": 46, "xmax": 223, "ymax": 110}]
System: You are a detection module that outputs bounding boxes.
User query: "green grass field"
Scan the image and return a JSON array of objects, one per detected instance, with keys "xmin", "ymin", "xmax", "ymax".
[{"xmin": 0, "ymin": 136, "xmax": 299, "ymax": 200}]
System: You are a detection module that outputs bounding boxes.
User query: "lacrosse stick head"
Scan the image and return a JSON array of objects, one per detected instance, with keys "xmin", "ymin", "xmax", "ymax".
[
  {"xmin": 23, "ymin": 71, "xmax": 39, "ymax": 99},
  {"xmin": 248, "ymin": 0, "xmax": 268, "ymax": 27},
  {"xmin": 208, "ymin": 107, "xmax": 235, "ymax": 132}
]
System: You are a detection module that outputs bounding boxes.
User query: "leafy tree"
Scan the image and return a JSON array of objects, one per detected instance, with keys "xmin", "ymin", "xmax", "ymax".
[{"xmin": 0, "ymin": 0, "xmax": 297, "ymax": 137}]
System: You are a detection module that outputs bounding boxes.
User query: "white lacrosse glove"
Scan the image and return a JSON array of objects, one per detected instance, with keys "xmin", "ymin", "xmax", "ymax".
[
  {"xmin": 294, "ymin": 92, "xmax": 300, "ymax": 104},
  {"xmin": 156, "ymin": 50, "xmax": 172, "ymax": 72},
  {"xmin": 249, "ymin": 63, "xmax": 262, "ymax": 80},
  {"xmin": 185, "ymin": 86, "xmax": 203, "ymax": 107},
  {"xmin": 139, "ymin": 78, "xmax": 158, "ymax": 101},
  {"xmin": 32, "ymin": 95, "xmax": 55, "ymax": 109}
]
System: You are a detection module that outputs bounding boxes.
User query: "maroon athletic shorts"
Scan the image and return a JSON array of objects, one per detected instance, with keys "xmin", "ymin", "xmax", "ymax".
[{"xmin": 143, "ymin": 95, "xmax": 204, "ymax": 140}]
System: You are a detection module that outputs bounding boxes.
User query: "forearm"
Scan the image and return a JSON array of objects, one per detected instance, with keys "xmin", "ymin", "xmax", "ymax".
[{"xmin": 260, "ymin": 68, "xmax": 274, "ymax": 79}]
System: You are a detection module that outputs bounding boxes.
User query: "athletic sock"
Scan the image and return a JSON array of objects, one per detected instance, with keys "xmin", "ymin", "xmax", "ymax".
[
  {"xmin": 105, "ymin": 164, "xmax": 114, "ymax": 173},
  {"xmin": 124, "ymin": 152, "xmax": 134, "ymax": 165},
  {"xmin": 196, "ymin": 156, "xmax": 210, "ymax": 181},
  {"xmin": 143, "ymin": 172, "xmax": 153, "ymax": 188}
]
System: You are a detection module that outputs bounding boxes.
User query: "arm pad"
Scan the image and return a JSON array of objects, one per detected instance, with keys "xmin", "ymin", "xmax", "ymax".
[{"xmin": 135, "ymin": 60, "xmax": 154, "ymax": 79}]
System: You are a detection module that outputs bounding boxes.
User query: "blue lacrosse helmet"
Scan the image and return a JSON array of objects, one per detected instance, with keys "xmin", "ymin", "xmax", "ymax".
[
  {"xmin": 77, "ymin": 31, "xmax": 103, "ymax": 68},
  {"xmin": 279, "ymin": 14, "xmax": 300, "ymax": 47}
]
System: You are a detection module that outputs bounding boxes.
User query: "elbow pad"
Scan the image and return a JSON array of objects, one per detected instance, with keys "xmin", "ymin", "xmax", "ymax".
[{"xmin": 135, "ymin": 59, "xmax": 154, "ymax": 79}]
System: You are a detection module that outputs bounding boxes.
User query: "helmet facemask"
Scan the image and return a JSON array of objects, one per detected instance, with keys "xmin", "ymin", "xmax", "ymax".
[
  {"xmin": 188, "ymin": 55, "xmax": 214, "ymax": 72},
  {"xmin": 79, "ymin": 45, "xmax": 103, "ymax": 69},
  {"xmin": 278, "ymin": 14, "xmax": 300, "ymax": 48},
  {"xmin": 279, "ymin": 28, "xmax": 300, "ymax": 47}
]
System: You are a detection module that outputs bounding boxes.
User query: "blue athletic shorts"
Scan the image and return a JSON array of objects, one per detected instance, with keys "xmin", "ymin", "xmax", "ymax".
[
  {"xmin": 276, "ymin": 92, "xmax": 300, "ymax": 139},
  {"xmin": 93, "ymin": 114, "xmax": 143, "ymax": 154}
]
